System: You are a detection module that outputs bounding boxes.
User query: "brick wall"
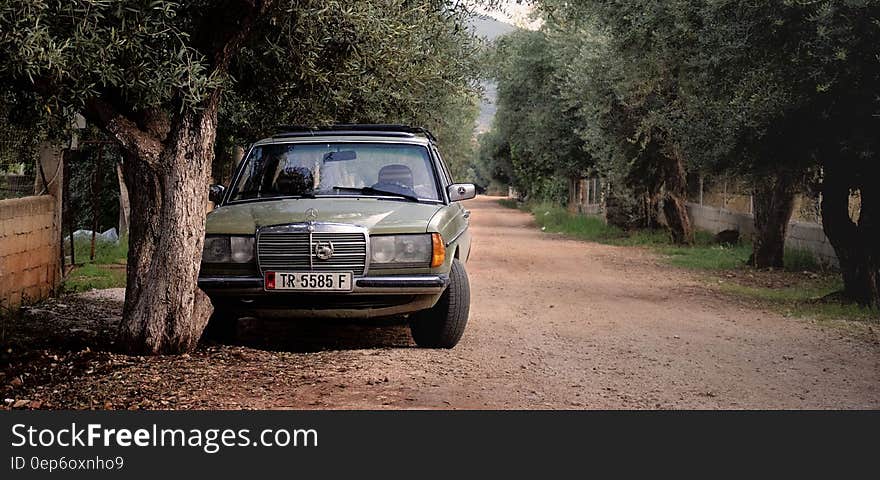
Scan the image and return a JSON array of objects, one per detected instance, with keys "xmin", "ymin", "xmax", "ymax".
[
  {"xmin": 0, "ymin": 195, "xmax": 61, "ymax": 309},
  {"xmin": 686, "ymin": 202, "xmax": 838, "ymax": 267}
]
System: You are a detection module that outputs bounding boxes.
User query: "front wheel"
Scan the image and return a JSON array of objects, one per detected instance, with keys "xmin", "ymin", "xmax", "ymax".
[{"xmin": 409, "ymin": 258, "xmax": 470, "ymax": 348}]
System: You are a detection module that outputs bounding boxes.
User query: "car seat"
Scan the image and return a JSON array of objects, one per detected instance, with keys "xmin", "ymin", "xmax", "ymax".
[{"xmin": 376, "ymin": 164, "xmax": 414, "ymax": 189}]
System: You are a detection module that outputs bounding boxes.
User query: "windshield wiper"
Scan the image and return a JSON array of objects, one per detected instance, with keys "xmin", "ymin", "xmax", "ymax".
[{"xmin": 330, "ymin": 186, "xmax": 420, "ymax": 202}]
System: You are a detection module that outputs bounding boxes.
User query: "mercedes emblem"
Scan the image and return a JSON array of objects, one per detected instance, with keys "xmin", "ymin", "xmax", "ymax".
[{"xmin": 314, "ymin": 241, "xmax": 334, "ymax": 261}]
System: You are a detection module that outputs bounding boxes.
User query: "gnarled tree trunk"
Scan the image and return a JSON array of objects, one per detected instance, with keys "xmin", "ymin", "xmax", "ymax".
[
  {"xmin": 661, "ymin": 147, "xmax": 693, "ymax": 245},
  {"xmin": 117, "ymin": 103, "xmax": 218, "ymax": 354},
  {"xmin": 77, "ymin": 0, "xmax": 269, "ymax": 354},
  {"xmin": 750, "ymin": 172, "xmax": 798, "ymax": 268},
  {"xmin": 642, "ymin": 190, "xmax": 662, "ymax": 229},
  {"xmin": 821, "ymin": 162, "xmax": 880, "ymax": 307}
]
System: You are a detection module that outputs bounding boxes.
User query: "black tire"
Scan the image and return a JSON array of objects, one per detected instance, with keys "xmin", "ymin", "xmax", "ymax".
[
  {"xmin": 201, "ymin": 308, "xmax": 238, "ymax": 342},
  {"xmin": 410, "ymin": 258, "xmax": 470, "ymax": 348}
]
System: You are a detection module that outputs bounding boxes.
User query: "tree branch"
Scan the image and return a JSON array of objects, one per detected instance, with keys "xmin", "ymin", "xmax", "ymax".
[
  {"xmin": 211, "ymin": 0, "xmax": 276, "ymax": 74},
  {"xmin": 82, "ymin": 97, "xmax": 163, "ymax": 168}
]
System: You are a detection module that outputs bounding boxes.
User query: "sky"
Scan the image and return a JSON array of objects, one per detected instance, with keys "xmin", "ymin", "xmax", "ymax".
[{"xmin": 471, "ymin": 1, "xmax": 542, "ymax": 30}]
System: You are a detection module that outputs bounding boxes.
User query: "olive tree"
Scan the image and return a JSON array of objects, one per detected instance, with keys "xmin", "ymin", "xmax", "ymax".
[
  {"xmin": 0, "ymin": 0, "xmax": 482, "ymax": 353},
  {"xmin": 487, "ymin": 29, "xmax": 591, "ymax": 202},
  {"xmin": 541, "ymin": 0, "xmax": 880, "ymax": 303},
  {"xmin": 533, "ymin": 0, "xmax": 696, "ymax": 242},
  {"xmin": 662, "ymin": 1, "xmax": 879, "ymax": 296}
]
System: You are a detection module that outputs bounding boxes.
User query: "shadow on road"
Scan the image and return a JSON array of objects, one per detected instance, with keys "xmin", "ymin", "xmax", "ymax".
[{"xmin": 214, "ymin": 316, "xmax": 416, "ymax": 353}]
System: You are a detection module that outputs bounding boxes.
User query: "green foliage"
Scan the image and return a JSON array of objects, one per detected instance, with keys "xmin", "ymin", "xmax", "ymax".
[
  {"xmin": 486, "ymin": 1, "xmax": 878, "ymax": 205},
  {"xmin": 482, "ymin": 1, "xmax": 879, "ymax": 302},
  {"xmin": 481, "ymin": 29, "xmax": 592, "ymax": 201},
  {"xmin": 0, "ymin": 0, "xmax": 212, "ymax": 130},
  {"xmin": 66, "ymin": 141, "xmax": 121, "ymax": 232},
  {"xmin": 0, "ymin": 1, "xmax": 484, "ymax": 146},
  {"xmin": 218, "ymin": 0, "xmax": 483, "ymax": 157}
]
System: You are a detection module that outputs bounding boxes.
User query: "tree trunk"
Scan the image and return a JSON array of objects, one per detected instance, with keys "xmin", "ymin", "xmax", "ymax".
[
  {"xmin": 661, "ymin": 148, "xmax": 693, "ymax": 244},
  {"xmin": 750, "ymin": 172, "xmax": 798, "ymax": 268},
  {"xmin": 118, "ymin": 103, "xmax": 218, "ymax": 354},
  {"xmin": 642, "ymin": 189, "xmax": 662, "ymax": 229},
  {"xmin": 821, "ymin": 163, "xmax": 880, "ymax": 307}
]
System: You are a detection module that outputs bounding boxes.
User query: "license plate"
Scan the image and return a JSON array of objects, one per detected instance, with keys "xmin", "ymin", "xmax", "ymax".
[{"xmin": 265, "ymin": 272, "xmax": 353, "ymax": 292}]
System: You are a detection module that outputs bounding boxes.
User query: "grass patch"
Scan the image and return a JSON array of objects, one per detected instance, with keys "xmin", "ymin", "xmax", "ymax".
[
  {"xmin": 783, "ymin": 247, "xmax": 824, "ymax": 272},
  {"xmin": 658, "ymin": 244, "xmax": 752, "ymax": 270},
  {"xmin": 62, "ymin": 237, "xmax": 128, "ymax": 292},
  {"xmin": 71, "ymin": 237, "xmax": 128, "ymax": 265},
  {"xmin": 63, "ymin": 263, "xmax": 126, "ymax": 293},
  {"xmin": 496, "ymin": 198, "xmax": 522, "ymax": 210},
  {"xmin": 514, "ymin": 201, "xmax": 877, "ymax": 323},
  {"xmin": 717, "ymin": 276, "xmax": 878, "ymax": 323},
  {"xmin": 530, "ymin": 204, "xmax": 625, "ymax": 241}
]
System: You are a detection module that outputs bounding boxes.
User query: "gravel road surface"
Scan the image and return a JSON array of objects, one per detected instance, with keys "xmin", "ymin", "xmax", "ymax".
[{"xmin": 6, "ymin": 196, "xmax": 878, "ymax": 409}]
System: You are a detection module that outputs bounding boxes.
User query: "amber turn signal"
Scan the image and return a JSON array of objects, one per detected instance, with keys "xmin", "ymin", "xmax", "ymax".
[{"xmin": 431, "ymin": 233, "xmax": 446, "ymax": 268}]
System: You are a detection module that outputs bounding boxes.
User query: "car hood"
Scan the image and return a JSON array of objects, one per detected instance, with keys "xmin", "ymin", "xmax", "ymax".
[{"xmin": 205, "ymin": 198, "xmax": 444, "ymax": 235}]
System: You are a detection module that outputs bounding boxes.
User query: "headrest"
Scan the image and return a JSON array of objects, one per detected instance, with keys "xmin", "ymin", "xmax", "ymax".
[{"xmin": 377, "ymin": 164, "xmax": 414, "ymax": 188}]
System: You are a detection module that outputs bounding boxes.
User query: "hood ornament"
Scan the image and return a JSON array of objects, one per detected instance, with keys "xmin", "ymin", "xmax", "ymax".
[{"xmin": 305, "ymin": 208, "xmax": 318, "ymax": 222}]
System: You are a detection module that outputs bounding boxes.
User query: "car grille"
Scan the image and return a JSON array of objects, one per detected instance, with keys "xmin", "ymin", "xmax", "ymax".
[{"xmin": 257, "ymin": 229, "xmax": 367, "ymax": 275}]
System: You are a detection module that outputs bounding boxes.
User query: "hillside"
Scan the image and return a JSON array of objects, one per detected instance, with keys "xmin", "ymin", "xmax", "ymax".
[
  {"xmin": 469, "ymin": 14, "xmax": 517, "ymax": 41},
  {"xmin": 469, "ymin": 15, "xmax": 518, "ymax": 132}
]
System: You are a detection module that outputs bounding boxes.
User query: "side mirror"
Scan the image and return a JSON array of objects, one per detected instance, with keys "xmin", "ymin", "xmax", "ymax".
[
  {"xmin": 447, "ymin": 183, "xmax": 476, "ymax": 202},
  {"xmin": 209, "ymin": 184, "xmax": 226, "ymax": 204}
]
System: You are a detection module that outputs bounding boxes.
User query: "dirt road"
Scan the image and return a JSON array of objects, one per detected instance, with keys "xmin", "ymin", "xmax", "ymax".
[
  {"xmin": 261, "ymin": 195, "xmax": 877, "ymax": 409},
  {"xmin": 7, "ymin": 196, "xmax": 879, "ymax": 409}
]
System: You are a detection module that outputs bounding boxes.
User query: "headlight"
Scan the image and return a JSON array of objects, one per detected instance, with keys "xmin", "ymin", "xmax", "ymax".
[
  {"xmin": 370, "ymin": 234, "xmax": 432, "ymax": 265},
  {"xmin": 230, "ymin": 236, "xmax": 255, "ymax": 263},
  {"xmin": 203, "ymin": 236, "xmax": 254, "ymax": 263}
]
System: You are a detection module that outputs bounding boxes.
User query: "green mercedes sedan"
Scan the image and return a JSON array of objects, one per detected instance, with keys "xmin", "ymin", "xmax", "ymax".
[{"xmin": 198, "ymin": 125, "xmax": 475, "ymax": 348}]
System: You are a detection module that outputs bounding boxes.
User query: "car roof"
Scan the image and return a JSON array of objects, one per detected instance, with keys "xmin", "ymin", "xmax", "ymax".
[
  {"xmin": 252, "ymin": 124, "xmax": 435, "ymax": 147},
  {"xmin": 253, "ymin": 133, "xmax": 432, "ymax": 148}
]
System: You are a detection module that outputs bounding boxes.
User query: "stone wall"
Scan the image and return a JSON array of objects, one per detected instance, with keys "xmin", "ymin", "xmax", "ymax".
[{"xmin": 686, "ymin": 202, "xmax": 838, "ymax": 267}]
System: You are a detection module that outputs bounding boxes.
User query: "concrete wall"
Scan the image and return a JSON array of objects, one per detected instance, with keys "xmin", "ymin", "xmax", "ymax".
[
  {"xmin": 686, "ymin": 202, "xmax": 838, "ymax": 267},
  {"xmin": 0, "ymin": 145, "xmax": 63, "ymax": 310},
  {"xmin": 785, "ymin": 221, "xmax": 838, "ymax": 267},
  {"xmin": 0, "ymin": 196, "xmax": 61, "ymax": 308}
]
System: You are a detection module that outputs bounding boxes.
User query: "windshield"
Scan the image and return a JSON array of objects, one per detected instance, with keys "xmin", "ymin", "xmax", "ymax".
[{"xmin": 229, "ymin": 142, "xmax": 441, "ymax": 202}]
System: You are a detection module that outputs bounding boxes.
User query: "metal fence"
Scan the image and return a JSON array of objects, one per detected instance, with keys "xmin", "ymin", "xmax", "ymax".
[{"xmin": 0, "ymin": 128, "xmax": 43, "ymax": 199}]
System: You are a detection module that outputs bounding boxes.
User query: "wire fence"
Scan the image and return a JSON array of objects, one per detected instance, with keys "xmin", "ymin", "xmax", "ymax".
[
  {"xmin": 0, "ymin": 127, "xmax": 43, "ymax": 200},
  {"xmin": 688, "ymin": 175, "xmax": 830, "ymax": 224}
]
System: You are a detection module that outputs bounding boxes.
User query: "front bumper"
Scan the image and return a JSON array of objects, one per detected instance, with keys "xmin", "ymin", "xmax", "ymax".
[
  {"xmin": 197, "ymin": 274, "xmax": 449, "ymax": 319},
  {"xmin": 198, "ymin": 274, "xmax": 449, "ymax": 295}
]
